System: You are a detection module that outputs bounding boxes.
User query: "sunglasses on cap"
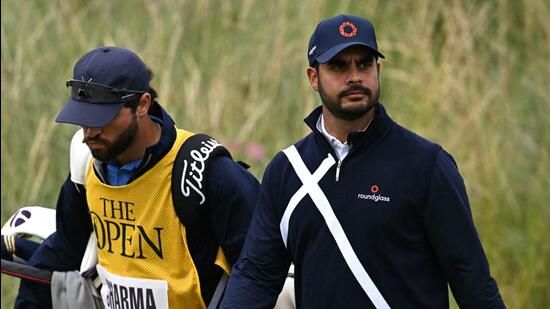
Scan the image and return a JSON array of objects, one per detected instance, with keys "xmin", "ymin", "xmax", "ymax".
[{"xmin": 66, "ymin": 80, "xmax": 146, "ymax": 104}]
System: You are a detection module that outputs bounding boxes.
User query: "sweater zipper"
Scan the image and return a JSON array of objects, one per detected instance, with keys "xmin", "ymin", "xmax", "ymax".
[{"xmin": 335, "ymin": 159, "xmax": 342, "ymax": 182}]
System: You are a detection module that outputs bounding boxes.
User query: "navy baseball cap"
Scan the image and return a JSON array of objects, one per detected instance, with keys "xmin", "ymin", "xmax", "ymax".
[
  {"xmin": 55, "ymin": 46, "xmax": 150, "ymax": 128},
  {"xmin": 307, "ymin": 14, "xmax": 385, "ymax": 67}
]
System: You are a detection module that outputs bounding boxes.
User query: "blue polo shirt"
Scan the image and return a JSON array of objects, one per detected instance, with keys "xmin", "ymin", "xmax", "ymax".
[{"xmin": 106, "ymin": 159, "xmax": 142, "ymax": 185}]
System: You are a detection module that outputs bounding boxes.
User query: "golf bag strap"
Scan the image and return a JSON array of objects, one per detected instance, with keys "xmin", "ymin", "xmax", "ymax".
[
  {"xmin": 208, "ymin": 272, "xmax": 229, "ymax": 309},
  {"xmin": 171, "ymin": 133, "xmax": 233, "ymax": 305},
  {"xmin": 69, "ymin": 129, "xmax": 92, "ymax": 186},
  {"xmin": 171, "ymin": 133, "xmax": 232, "ymax": 240}
]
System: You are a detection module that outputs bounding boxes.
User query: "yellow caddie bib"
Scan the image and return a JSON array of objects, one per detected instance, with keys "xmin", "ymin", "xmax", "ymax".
[{"xmin": 86, "ymin": 128, "xmax": 227, "ymax": 309}]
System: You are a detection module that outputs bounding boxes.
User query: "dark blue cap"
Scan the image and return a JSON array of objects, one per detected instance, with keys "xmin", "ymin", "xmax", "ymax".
[
  {"xmin": 55, "ymin": 46, "xmax": 149, "ymax": 128},
  {"xmin": 307, "ymin": 15, "xmax": 385, "ymax": 66}
]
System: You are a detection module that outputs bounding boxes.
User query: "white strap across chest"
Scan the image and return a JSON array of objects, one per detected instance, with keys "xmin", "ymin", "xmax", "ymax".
[{"xmin": 280, "ymin": 145, "xmax": 390, "ymax": 309}]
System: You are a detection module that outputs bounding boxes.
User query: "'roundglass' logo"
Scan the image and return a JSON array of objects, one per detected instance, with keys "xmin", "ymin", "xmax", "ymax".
[
  {"xmin": 358, "ymin": 184, "xmax": 390, "ymax": 203},
  {"xmin": 339, "ymin": 21, "xmax": 358, "ymax": 37}
]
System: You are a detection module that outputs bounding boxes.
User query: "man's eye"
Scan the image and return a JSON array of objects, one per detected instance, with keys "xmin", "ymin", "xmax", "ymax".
[
  {"xmin": 329, "ymin": 62, "xmax": 345, "ymax": 70},
  {"xmin": 359, "ymin": 59, "xmax": 374, "ymax": 69}
]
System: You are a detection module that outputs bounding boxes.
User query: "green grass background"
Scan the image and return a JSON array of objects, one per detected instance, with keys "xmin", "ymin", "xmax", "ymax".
[{"xmin": 2, "ymin": 0, "xmax": 549, "ymax": 307}]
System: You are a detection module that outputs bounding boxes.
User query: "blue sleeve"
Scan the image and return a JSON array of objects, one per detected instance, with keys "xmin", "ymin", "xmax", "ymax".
[
  {"xmin": 422, "ymin": 151, "xmax": 505, "ymax": 308},
  {"xmin": 221, "ymin": 159, "xmax": 292, "ymax": 309},
  {"xmin": 0, "ymin": 237, "xmax": 40, "ymax": 261},
  {"xmin": 206, "ymin": 156, "xmax": 260, "ymax": 265},
  {"xmin": 15, "ymin": 174, "xmax": 92, "ymax": 309}
]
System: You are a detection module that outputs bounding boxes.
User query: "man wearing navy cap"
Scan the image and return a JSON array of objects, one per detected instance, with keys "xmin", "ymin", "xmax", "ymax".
[
  {"xmin": 15, "ymin": 46, "xmax": 260, "ymax": 308},
  {"xmin": 221, "ymin": 15, "xmax": 505, "ymax": 308}
]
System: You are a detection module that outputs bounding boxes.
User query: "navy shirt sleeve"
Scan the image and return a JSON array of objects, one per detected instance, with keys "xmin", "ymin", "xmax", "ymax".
[
  {"xmin": 206, "ymin": 156, "xmax": 260, "ymax": 265},
  {"xmin": 422, "ymin": 151, "xmax": 505, "ymax": 308},
  {"xmin": 15, "ymin": 174, "xmax": 92, "ymax": 309},
  {"xmin": 221, "ymin": 158, "xmax": 292, "ymax": 309}
]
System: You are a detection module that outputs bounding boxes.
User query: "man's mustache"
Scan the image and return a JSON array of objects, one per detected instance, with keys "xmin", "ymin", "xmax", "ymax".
[
  {"xmin": 82, "ymin": 136, "xmax": 106, "ymax": 144},
  {"xmin": 339, "ymin": 85, "xmax": 371, "ymax": 98}
]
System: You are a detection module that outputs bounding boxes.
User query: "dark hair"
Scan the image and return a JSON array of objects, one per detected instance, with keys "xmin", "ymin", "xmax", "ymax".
[
  {"xmin": 124, "ymin": 68, "xmax": 159, "ymax": 112},
  {"xmin": 312, "ymin": 62, "xmax": 319, "ymax": 71}
]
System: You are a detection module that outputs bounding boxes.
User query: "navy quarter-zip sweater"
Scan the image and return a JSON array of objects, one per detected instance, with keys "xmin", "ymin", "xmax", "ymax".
[{"xmin": 222, "ymin": 103, "xmax": 505, "ymax": 308}]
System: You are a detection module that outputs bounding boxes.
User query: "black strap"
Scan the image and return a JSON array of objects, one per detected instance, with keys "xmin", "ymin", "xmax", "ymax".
[
  {"xmin": 172, "ymin": 134, "xmax": 253, "ymax": 303},
  {"xmin": 171, "ymin": 133, "xmax": 254, "ymax": 304},
  {"xmin": 171, "ymin": 134, "xmax": 232, "ymax": 303},
  {"xmin": 171, "ymin": 133, "xmax": 231, "ymax": 236}
]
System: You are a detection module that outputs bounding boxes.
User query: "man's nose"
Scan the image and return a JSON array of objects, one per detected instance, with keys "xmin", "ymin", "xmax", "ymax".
[
  {"xmin": 347, "ymin": 65, "xmax": 362, "ymax": 84},
  {"xmin": 82, "ymin": 127, "xmax": 102, "ymax": 139}
]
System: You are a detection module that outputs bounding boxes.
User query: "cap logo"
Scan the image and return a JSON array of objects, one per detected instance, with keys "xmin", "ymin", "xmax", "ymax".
[
  {"xmin": 77, "ymin": 88, "xmax": 88, "ymax": 99},
  {"xmin": 339, "ymin": 21, "xmax": 357, "ymax": 37}
]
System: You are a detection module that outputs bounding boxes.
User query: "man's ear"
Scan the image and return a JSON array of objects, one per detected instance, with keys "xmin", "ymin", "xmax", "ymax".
[
  {"xmin": 307, "ymin": 67, "xmax": 319, "ymax": 92},
  {"xmin": 136, "ymin": 93, "xmax": 152, "ymax": 117}
]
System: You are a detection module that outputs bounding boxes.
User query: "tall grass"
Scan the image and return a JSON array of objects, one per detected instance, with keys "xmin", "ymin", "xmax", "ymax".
[{"xmin": 2, "ymin": 0, "xmax": 549, "ymax": 307}]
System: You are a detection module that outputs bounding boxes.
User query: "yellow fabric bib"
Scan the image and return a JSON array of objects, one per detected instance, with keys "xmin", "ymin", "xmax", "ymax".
[{"xmin": 86, "ymin": 128, "xmax": 228, "ymax": 308}]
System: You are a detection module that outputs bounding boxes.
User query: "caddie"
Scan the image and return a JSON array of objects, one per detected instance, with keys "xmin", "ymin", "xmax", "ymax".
[{"xmin": 16, "ymin": 46, "xmax": 260, "ymax": 309}]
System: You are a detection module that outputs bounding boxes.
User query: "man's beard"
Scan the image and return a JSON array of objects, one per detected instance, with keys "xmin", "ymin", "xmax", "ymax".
[
  {"xmin": 318, "ymin": 80, "xmax": 379, "ymax": 121},
  {"xmin": 84, "ymin": 114, "xmax": 139, "ymax": 162}
]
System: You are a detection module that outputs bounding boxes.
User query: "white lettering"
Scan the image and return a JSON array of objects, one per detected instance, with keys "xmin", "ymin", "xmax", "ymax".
[
  {"xmin": 309, "ymin": 45, "xmax": 317, "ymax": 55},
  {"xmin": 180, "ymin": 138, "xmax": 223, "ymax": 205},
  {"xmin": 357, "ymin": 193, "xmax": 391, "ymax": 203}
]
